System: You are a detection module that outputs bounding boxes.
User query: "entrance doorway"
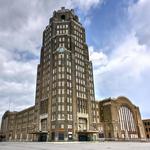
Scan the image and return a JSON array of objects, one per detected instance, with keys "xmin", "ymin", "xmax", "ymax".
[
  {"xmin": 78, "ymin": 134, "xmax": 90, "ymax": 141},
  {"xmin": 79, "ymin": 134, "xmax": 87, "ymax": 141},
  {"xmin": 58, "ymin": 132, "xmax": 64, "ymax": 141},
  {"xmin": 38, "ymin": 133, "xmax": 47, "ymax": 142}
]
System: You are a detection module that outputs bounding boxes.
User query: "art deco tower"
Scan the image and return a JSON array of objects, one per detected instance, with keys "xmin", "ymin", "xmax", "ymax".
[
  {"xmin": 0, "ymin": 7, "xmax": 146, "ymax": 142},
  {"xmin": 35, "ymin": 7, "xmax": 96, "ymax": 141}
]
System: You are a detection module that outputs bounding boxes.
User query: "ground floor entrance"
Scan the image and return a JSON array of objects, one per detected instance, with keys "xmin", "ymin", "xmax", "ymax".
[
  {"xmin": 38, "ymin": 133, "xmax": 47, "ymax": 142},
  {"xmin": 78, "ymin": 131, "xmax": 98, "ymax": 141},
  {"xmin": 78, "ymin": 134, "xmax": 89, "ymax": 141},
  {"xmin": 51, "ymin": 130, "xmax": 73, "ymax": 141}
]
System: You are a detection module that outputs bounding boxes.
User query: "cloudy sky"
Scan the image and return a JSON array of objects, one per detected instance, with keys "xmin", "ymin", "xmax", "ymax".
[{"xmin": 0, "ymin": 0, "xmax": 150, "ymax": 122}]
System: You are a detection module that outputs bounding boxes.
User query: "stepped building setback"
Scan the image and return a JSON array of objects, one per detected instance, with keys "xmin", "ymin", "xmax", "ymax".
[{"xmin": 0, "ymin": 7, "xmax": 146, "ymax": 142}]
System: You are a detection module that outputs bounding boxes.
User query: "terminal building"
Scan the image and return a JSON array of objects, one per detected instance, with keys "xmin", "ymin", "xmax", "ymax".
[{"xmin": 0, "ymin": 7, "xmax": 146, "ymax": 142}]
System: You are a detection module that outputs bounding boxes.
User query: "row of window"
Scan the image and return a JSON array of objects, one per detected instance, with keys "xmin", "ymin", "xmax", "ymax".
[
  {"xmin": 74, "ymin": 25, "xmax": 83, "ymax": 33},
  {"xmin": 74, "ymin": 35, "xmax": 83, "ymax": 44},
  {"xmin": 53, "ymin": 58, "xmax": 71, "ymax": 67},
  {"xmin": 52, "ymin": 88, "xmax": 72, "ymax": 96},
  {"xmin": 52, "ymin": 73, "xmax": 72, "ymax": 81},
  {"xmin": 74, "ymin": 30, "xmax": 83, "ymax": 38},
  {"xmin": 76, "ymin": 71, "xmax": 85, "ymax": 79},
  {"xmin": 51, "ymin": 114, "xmax": 73, "ymax": 121},
  {"xmin": 57, "ymin": 105, "xmax": 73, "ymax": 112},
  {"xmin": 76, "ymin": 92, "xmax": 86, "ymax": 99},
  {"xmin": 75, "ymin": 46, "xmax": 84, "ymax": 55},
  {"xmin": 76, "ymin": 78, "xmax": 85, "ymax": 85},
  {"xmin": 52, "ymin": 97, "xmax": 72, "ymax": 104},
  {"xmin": 74, "ymin": 40, "xmax": 83, "ymax": 49},
  {"xmin": 58, "ymin": 67, "xmax": 65, "ymax": 72},
  {"xmin": 144, "ymin": 122, "xmax": 150, "ymax": 126},
  {"xmin": 145, "ymin": 128, "xmax": 150, "ymax": 132},
  {"xmin": 57, "ymin": 29, "xmax": 68, "ymax": 35},
  {"xmin": 75, "ymin": 58, "xmax": 84, "ymax": 67},
  {"xmin": 52, "ymin": 81, "xmax": 72, "ymax": 89},
  {"xmin": 76, "ymin": 85, "xmax": 86, "ymax": 92},
  {"xmin": 54, "ymin": 53, "xmax": 66, "ymax": 59},
  {"xmin": 92, "ymin": 110, "xmax": 99, "ymax": 116},
  {"xmin": 89, "ymin": 89, "xmax": 94, "ymax": 95},
  {"xmin": 51, "ymin": 124, "xmax": 72, "ymax": 129},
  {"xmin": 77, "ymin": 100, "xmax": 87, "ymax": 113},
  {"xmin": 57, "ymin": 24, "xmax": 68, "ymax": 29},
  {"xmin": 54, "ymin": 66, "xmax": 71, "ymax": 74},
  {"xmin": 75, "ymin": 52, "xmax": 85, "ymax": 61},
  {"xmin": 92, "ymin": 103, "xmax": 99, "ymax": 109},
  {"xmin": 58, "ymin": 37, "xmax": 69, "ymax": 42},
  {"xmin": 75, "ymin": 65, "xmax": 84, "ymax": 72}
]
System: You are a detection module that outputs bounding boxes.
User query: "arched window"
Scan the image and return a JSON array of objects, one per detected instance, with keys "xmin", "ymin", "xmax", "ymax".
[
  {"xmin": 61, "ymin": 15, "xmax": 65, "ymax": 21},
  {"xmin": 118, "ymin": 106, "xmax": 136, "ymax": 132}
]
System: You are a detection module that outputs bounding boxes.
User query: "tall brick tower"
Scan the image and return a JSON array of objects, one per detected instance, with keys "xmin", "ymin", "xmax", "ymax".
[
  {"xmin": 35, "ymin": 7, "xmax": 96, "ymax": 141},
  {"xmin": 1, "ymin": 7, "xmax": 146, "ymax": 143}
]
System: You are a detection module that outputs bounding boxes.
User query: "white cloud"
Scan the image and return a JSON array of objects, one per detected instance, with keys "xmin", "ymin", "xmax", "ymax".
[
  {"xmin": 0, "ymin": 46, "xmax": 38, "ymax": 122},
  {"xmin": 128, "ymin": 0, "xmax": 150, "ymax": 47},
  {"xmin": 71, "ymin": 0, "xmax": 103, "ymax": 11},
  {"xmin": 89, "ymin": 46, "xmax": 108, "ymax": 67}
]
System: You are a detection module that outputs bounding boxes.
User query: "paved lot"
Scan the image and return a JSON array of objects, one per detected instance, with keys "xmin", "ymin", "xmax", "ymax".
[{"xmin": 0, "ymin": 142, "xmax": 150, "ymax": 150}]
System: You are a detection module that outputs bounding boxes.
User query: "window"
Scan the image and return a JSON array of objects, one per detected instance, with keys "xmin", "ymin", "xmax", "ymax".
[
  {"xmin": 62, "ymin": 89, "xmax": 65, "ymax": 94},
  {"xmin": 58, "ymin": 60, "xmax": 61, "ymax": 65},
  {"xmin": 118, "ymin": 106, "xmax": 136, "ymax": 134},
  {"xmin": 58, "ymin": 105, "xmax": 61, "ymax": 111},
  {"xmin": 52, "ymin": 125, "xmax": 55, "ymax": 129},
  {"xmin": 70, "ymin": 106, "xmax": 72, "ymax": 111},
  {"xmin": 67, "ymin": 106, "xmax": 69, "ymax": 111},
  {"xmin": 68, "ymin": 125, "xmax": 72, "ymax": 129},
  {"xmin": 40, "ymin": 99, "xmax": 48, "ymax": 114},
  {"xmin": 58, "ymin": 132, "xmax": 64, "ymax": 140},
  {"xmin": 61, "ymin": 124, "xmax": 64, "ymax": 128},
  {"xmin": 62, "ymin": 105, "xmax": 64, "ymax": 111},
  {"xmin": 61, "ymin": 15, "xmax": 65, "ymax": 21},
  {"xmin": 62, "ymin": 81, "xmax": 64, "ymax": 86},
  {"xmin": 58, "ymin": 114, "xmax": 61, "ymax": 120},
  {"xmin": 58, "ymin": 81, "xmax": 61, "ymax": 87},
  {"xmin": 58, "ymin": 89, "xmax": 61, "ymax": 94},
  {"xmin": 62, "ymin": 96, "xmax": 64, "ymax": 102},
  {"xmin": 62, "ymin": 67, "xmax": 64, "ymax": 72},
  {"xmin": 41, "ymin": 119, "xmax": 47, "ymax": 131}
]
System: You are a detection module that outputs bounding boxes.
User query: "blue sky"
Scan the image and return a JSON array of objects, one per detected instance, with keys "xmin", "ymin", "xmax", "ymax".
[{"xmin": 0, "ymin": 0, "xmax": 150, "ymax": 122}]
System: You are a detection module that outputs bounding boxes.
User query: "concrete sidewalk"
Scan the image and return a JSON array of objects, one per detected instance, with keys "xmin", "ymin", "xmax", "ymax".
[{"xmin": 0, "ymin": 142, "xmax": 150, "ymax": 150}]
